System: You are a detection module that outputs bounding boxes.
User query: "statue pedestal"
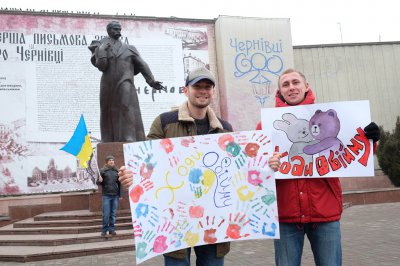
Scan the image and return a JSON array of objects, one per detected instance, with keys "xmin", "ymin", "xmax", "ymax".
[
  {"xmin": 93, "ymin": 142, "xmax": 130, "ymax": 211},
  {"xmin": 96, "ymin": 142, "xmax": 125, "ymax": 168}
]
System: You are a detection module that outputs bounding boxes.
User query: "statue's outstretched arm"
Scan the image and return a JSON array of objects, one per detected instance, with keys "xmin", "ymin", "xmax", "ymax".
[{"xmin": 132, "ymin": 51, "xmax": 163, "ymax": 90}]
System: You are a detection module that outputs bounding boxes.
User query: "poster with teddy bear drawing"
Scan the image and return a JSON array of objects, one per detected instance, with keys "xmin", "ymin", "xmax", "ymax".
[{"xmin": 260, "ymin": 100, "xmax": 375, "ymax": 179}]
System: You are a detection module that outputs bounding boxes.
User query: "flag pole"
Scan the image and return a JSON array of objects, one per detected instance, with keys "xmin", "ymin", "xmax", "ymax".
[{"xmin": 88, "ymin": 131, "xmax": 102, "ymax": 184}]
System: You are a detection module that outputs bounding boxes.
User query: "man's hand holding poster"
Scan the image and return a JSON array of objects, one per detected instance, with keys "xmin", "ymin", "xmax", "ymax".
[
  {"xmin": 261, "ymin": 100, "xmax": 375, "ymax": 179},
  {"xmin": 123, "ymin": 131, "xmax": 278, "ymax": 264}
]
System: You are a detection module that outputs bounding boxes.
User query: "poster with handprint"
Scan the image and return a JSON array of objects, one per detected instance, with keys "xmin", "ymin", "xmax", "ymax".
[
  {"xmin": 123, "ymin": 131, "xmax": 278, "ymax": 264},
  {"xmin": 261, "ymin": 100, "xmax": 375, "ymax": 179}
]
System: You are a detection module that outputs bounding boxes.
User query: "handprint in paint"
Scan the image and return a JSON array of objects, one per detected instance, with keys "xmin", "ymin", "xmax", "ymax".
[
  {"xmin": 160, "ymin": 138, "xmax": 180, "ymax": 167},
  {"xmin": 247, "ymin": 212, "xmax": 277, "ymax": 237},
  {"xmin": 225, "ymin": 212, "xmax": 251, "ymax": 240},
  {"xmin": 135, "ymin": 203, "xmax": 159, "ymax": 227},
  {"xmin": 199, "ymin": 216, "xmax": 225, "ymax": 244},
  {"xmin": 171, "ymin": 220, "xmax": 190, "ymax": 248},
  {"xmin": 248, "ymin": 212, "xmax": 276, "ymax": 236},
  {"xmin": 247, "ymin": 155, "xmax": 271, "ymax": 186},
  {"xmin": 130, "ymin": 185, "xmax": 144, "ymax": 203},
  {"xmin": 140, "ymin": 153, "xmax": 157, "ymax": 179},
  {"xmin": 188, "ymin": 205, "xmax": 205, "ymax": 218},
  {"xmin": 249, "ymin": 185, "xmax": 277, "ymax": 217},
  {"xmin": 248, "ymin": 213, "xmax": 265, "ymax": 233},
  {"xmin": 218, "ymin": 134, "xmax": 248, "ymax": 169},
  {"xmin": 188, "ymin": 168, "xmax": 216, "ymax": 198},
  {"xmin": 136, "ymin": 242, "xmax": 151, "ymax": 260},
  {"xmin": 136, "ymin": 230, "xmax": 156, "ymax": 259},
  {"xmin": 246, "ymin": 169, "xmax": 265, "ymax": 186},
  {"xmin": 259, "ymin": 185, "xmax": 277, "ymax": 206},
  {"xmin": 132, "ymin": 219, "xmax": 143, "ymax": 237},
  {"xmin": 181, "ymin": 136, "xmax": 196, "ymax": 147},
  {"xmin": 153, "ymin": 220, "xmax": 176, "ymax": 253},
  {"xmin": 131, "ymin": 140, "xmax": 158, "ymax": 179},
  {"xmin": 244, "ymin": 132, "xmax": 271, "ymax": 158},
  {"xmin": 232, "ymin": 171, "xmax": 261, "ymax": 202},
  {"xmin": 183, "ymin": 228, "xmax": 200, "ymax": 247},
  {"xmin": 129, "ymin": 178, "xmax": 154, "ymax": 203},
  {"xmin": 177, "ymin": 201, "xmax": 205, "ymax": 219},
  {"xmin": 262, "ymin": 222, "xmax": 278, "ymax": 237},
  {"xmin": 126, "ymin": 156, "xmax": 140, "ymax": 176}
]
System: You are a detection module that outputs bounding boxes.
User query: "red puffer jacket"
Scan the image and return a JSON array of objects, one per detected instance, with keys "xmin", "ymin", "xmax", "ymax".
[{"xmin": 256, "ymin": 89, "xmax": 343, "ymax": 223}]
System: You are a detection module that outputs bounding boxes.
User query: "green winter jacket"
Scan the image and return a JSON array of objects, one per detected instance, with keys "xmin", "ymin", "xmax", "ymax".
[
  {"xmin": 148, "ymin": 101, "xmax": 233, "ymax": 139},
  {"xmin": 147, "ymin": 101, "xmax": 233, "ymax": 259}
]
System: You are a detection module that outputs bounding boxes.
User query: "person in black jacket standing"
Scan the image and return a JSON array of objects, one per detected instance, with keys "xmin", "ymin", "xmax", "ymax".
[{"xmin": 98, "ymin": 155, "xmax": 123, "ymax": 237}]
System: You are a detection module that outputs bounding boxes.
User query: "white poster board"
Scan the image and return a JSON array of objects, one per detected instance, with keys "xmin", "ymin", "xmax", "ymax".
[
  {"xmin": 123, "ymin": 131, "xmax": 278, "ymax": 264},
  {"xmin": 261, "ymin": 100, "xmax": 374, "ymax": 179}
]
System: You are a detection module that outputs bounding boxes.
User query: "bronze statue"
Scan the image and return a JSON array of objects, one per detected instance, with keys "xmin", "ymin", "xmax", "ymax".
[{"xmin": 89, "ymin": 21, "xmax": 163, "ymax": 142}]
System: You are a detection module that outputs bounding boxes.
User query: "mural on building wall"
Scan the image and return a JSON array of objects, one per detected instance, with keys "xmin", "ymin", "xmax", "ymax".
[
  {"xmin": 165, "ymin": 27, "xmax": 208, "ymax": 50},
  {"xmin": 230, "ymin": 38, "xmax": 284, "ymax": 107},
  {"xmin": 0, "ymin": 12, "xmax": 214, "ymax": 195},
  {"xmin": 215, "ymin": 17, "xmax": 293, "ymax": 132},
  {"xmin": 0, "ymin": 119, "xmax": 30, "ymax": 194},
  {"xmin": 165, "ymin": 27, "xmax": 210, "ymax": 80},
  {"xmin": 26, "ymin": 158, "xmax": 96, "ymax": 190}
]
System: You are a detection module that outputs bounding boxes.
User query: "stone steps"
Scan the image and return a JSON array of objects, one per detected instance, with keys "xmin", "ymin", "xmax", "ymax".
[
  {"xmin": 0, "ymin": 239, "xmax": 135, "ymax": 262},
  {"xmin": 340, "ymin": 172, "xmax": 395, "ymax": 191},
  {"xmin": 0, "ymin": 229, "xmax": 134, "ymax": 246},
  {"xmin": 13, "ymin": 216, "xmax": 132, "ymax": 228},
  {"xmin": 0, "ymin": 221, "xmax": 133, "ymax": 235},
  {"xmin": 343, "ymin": 187, "xmax": 400, "ymax": 205},
  {"xmin": 33, "ymin": 209, "xmax": 132, "ymax": 221},
  {"xmin": 0, "ymin": 210, "xmax": 135, "ymax": 262},
  {"xmin": 340, "ymin": 173, "xmax": 400, "ymax": 205}
]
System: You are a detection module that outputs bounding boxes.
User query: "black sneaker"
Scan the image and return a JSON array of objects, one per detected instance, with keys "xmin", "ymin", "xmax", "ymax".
[
  {"xmin": 110, "ymin": 231, "xmax": 116, "ymax": 236},
  {"xmin": 101, "ymin": 232, "xmax": 106, "ymax": 237}
]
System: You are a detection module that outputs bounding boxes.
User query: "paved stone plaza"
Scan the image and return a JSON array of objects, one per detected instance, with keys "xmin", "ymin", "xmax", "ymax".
[{"xmin": 2, "ymin": 202, "xmax": 399, "ymax": 266}]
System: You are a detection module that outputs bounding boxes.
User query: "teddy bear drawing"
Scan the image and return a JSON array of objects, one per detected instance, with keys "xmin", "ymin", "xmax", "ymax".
[
  {"xmin": 303, "ymin": 109, "xmax": 344, "ymax": 158},
  {"xmin": 273, "ymin": 113, "xmax": 316, "ymax": 165}
]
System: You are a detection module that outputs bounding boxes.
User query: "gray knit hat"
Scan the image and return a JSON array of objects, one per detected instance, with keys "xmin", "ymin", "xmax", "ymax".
[
  {"xmin": 185, "ymin": 67, "xmax": 215, "ymax": 86},
  {"xmin": 105, "ymin": 155, "xmax": 115, "ymax": 162}
]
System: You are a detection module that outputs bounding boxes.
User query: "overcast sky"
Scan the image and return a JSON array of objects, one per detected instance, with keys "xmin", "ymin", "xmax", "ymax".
[{"xmin": 1, "ymin": 0, "xmax": 398, "ymax": 45}]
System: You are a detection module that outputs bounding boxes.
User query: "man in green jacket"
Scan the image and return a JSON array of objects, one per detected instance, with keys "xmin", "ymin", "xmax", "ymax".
[{"xmin": 119, "ymin": 67, "xmax": 232, "ymax": 265}]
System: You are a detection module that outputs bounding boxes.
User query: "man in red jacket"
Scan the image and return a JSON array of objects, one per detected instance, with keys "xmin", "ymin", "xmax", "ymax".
[{"xmin": 259, "ymin": 68, "xmax": 380, "ymax": 266}]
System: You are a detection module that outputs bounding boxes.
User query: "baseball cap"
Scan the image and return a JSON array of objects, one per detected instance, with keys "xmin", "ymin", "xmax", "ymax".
[{"xmin": 185, "ymin": 67, "xmax": 216, "ymax": 86}]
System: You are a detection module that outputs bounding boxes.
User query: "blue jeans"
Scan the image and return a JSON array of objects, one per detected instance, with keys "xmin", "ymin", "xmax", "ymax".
[
  {"xmin": 164, "ymin": 244, "xmax": 224, "ymax": 266},
  {"xmin": 274, "ymin": 221, "xmax": 342, "ymax": 266},
  {"xmin": 102, "ymin": 194, "xmax": 119, "ymax": 234}
]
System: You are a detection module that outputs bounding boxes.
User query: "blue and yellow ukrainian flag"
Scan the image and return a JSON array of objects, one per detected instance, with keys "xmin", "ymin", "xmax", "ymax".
[{"xmin": 60, "ymin": 115, "xmax": 93, "ymax": 168}]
